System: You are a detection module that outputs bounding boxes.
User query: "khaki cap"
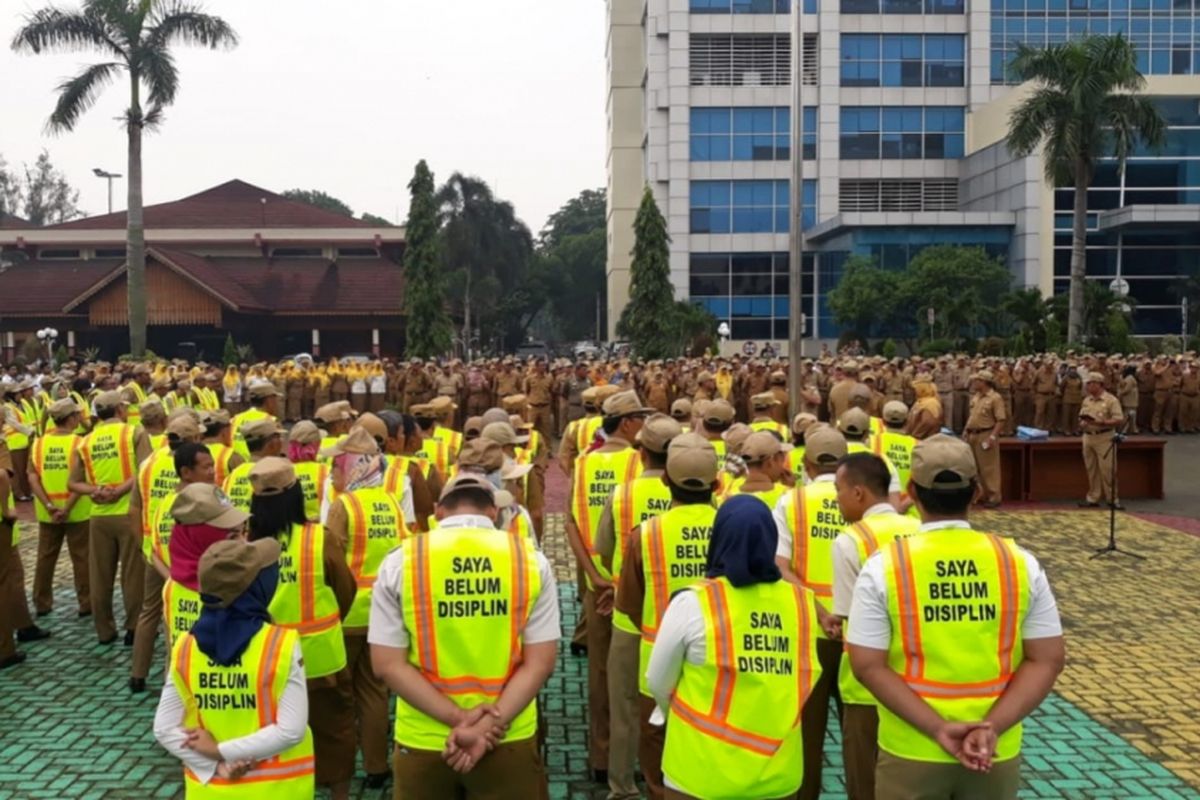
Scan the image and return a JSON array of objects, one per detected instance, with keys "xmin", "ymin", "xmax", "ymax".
[
  {"xmin": 581, "ymin": 387, "xmax": 600, "ymax": 408},
  {"xmin": 152, "ymin": 376, "xmax": 172, "ymax": 390},
  {"xmin": 882, "ymin": 401, "xmax": 909, "ymax": 424},
  {"xmin": 670, "ymin": 398, "xmax": 692, "ymax": 419},
  {"xmin": 248, "ymin": 456, "xmax": 298, "ymax": 496},
  {"xmin": 246, "ymin": 381, "xmax": 282, "ymax": 400},
  {"xmin": 603, "ymin": 391, "xmax": 652, "ymax": 419},
  {"xmin": 132, "ymin": 363, "xmax": 152, "ymax": 376},
  {"xmin": 198, "ymin": 539, "xmax": 280, "ymax": 608},
  {"xmin": 480, "ymin": 408, "xmax": 509, "ymax": 427},
  {"xmin": 48, "ymin": 398, "xmax": 80, "ymax": 421},
  {"xmin": 140, "ymin": 398, "xmax": 167, "ymax": 421},
  {"xmin": 751, "ymin": 392, "xmax": 780, "ymax": 411},
  {"xmin": 769, "ymin": 370, "xmax": 787, "ymax": 384},
  {"xmin": 482, "ymin": 422, "xmax": 528, "ymax": 447},
  {"xmin": 1085, "ymin": 371, "xmax": 1105, "ymax": 384},
  {"xmin": 94, "ymin": 390, "xmax": 127, "ymax": 412},
  {"xmin": 242, "ymin": 418, "xmax": 284, "ymax": 442},
  {"xmin": 288, "ymin": 420, "xmax": 321, "ymax": 445},
  {"xmin": 315, "ymin": 401, "xmax": 354, "ymax": 423},
  {"xmin": 842, "ymin": 360, "xmax": 861, "ymax": 373},
  {"xmin": 319, "ymin": 426, "xmax": 379, "ymax": 458},
  {"xmin": 636, "ymin": 413, "xmax": 682, "ymax": 454},
  {"xmin": 353, "ymin": 412, "xmax": 387, "ymax": 443},
  {"xmin": 742, "ymin": 431, "xmax": 788, "ymax": 463},
  {"xmin": 792, "ymin": 412, "xmax": 819, "ymax": 435},
  {"xmin": 429, "ymin": 395, "xmax": 458, "ymax": 414},
  {"xmin": 849, "ymin": 384, "xmax": 872, "ymax": 404},
  {"xmin": 464, "ymin": 416, "xmax": 485, "ymax": 437},
  {"xmin": 595, "ymin": 385, "xmax": 621, "ymax": 403},
  {"xmin": 166, "ymin": 414, "xmax": 203, "ymax": 440},
  {"xmin": 839, "ymin": 408, "xmax": 871, "ymax": 437},
  {"xmin": 666, "ymin": 433, "xmax": 719, "ymax": 490},
  {"xmin": 171, "ymin": 483, "xmax": 250, "ymax": 528},
  {"xmin": 702, "ymin": 400, "xmax": 735, "ymax": 426},
  {"xmin": 805, "ymin": 425, "xmax": 848, "ymax": 466},
  {"xmin": 501, "ymin": 394, "xmax": 528, "ymax": 412},
  {"xmin": 457, "ymin": 438, "xmax": 505, "ymax": 473},
  {"xmin": 722, "ymin": 423, "xmax": 753, "ymax": 456},
  {"xmin": 439, "ymin": 473, "xmax": 497, "ymax": 504},
  {"xmin": 201, "ymin": 409, "xmax": 231, "ymax": 427},
  {"xmin": 910, "ymin": 434, "xmax": 977, "ymax": 489},
  {"xmin": 696, "ymin": 371, "xmax": 715, "ymax": 383}
]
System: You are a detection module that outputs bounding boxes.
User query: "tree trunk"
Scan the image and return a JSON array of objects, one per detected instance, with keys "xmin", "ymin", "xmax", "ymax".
[
  {"xmin": 127, "ymin": 79, "xmax": 147, "ymax": 358},
  {"xmin": 462, "ymin": 270, "xmax": 472, "ymax": 360},
  {"xmin": 1067, "ymin": 158, "xmax": 1089, "ymax": 346}
]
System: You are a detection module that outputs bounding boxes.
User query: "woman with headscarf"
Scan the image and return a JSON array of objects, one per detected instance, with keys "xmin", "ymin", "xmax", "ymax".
[
  {"xmin": 647, "ymin": 496, "xmax": 822, "ymax": 800},
  {"xmin": 905, "ymin": 377, "xmax": 944, "ymax": 440},
  {"xmin": 154, "ymin": 538, "xmax": 314, "ymax": 798}
]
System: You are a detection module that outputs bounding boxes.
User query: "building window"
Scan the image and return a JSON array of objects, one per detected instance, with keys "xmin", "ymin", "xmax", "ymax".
[
  {"xmin": 690, "ymin": 107, "xmax": 816, "ymax": 161},
  {"xmin": 690, "ymin": 180, "xmax": 817, "ymax": 234},
  {"xmin": 839, "ymin": 179, "xmax": 959, "ymax": 211},
  {"xmin": 690, "ymin": 251, "xmax": 817, "ymax": 340},
  {"xmin": 842, "ymin": 0, "xmax": 962, "ymax": 12},
  {"xmin": 841, "ymin": 34, "xmax": 965, "ymax": 87},
  {"xmin": 38, "ymin": 248, "xmax": 81, "ymax": 259},
  {"xmin": 270, "ymin": 247, "xmax": 324, "ymax": 258},
  {"xmin": 94, "ymin": 248, "xmax": 127, "ymax": 259},
  {"xmin": 690, "ymin": 34, "xmax": 796, "ymax": 86},
  {"xmin": 690, "ymin": 0, "xmax": 791, "ymax": 11},
  {"xmin": 336, "ymin": 247, "xmax": 379, "ymax": 258},
  {"xmin": 839, "ymin": 106, "xmax": 965, "ymax": 159}
]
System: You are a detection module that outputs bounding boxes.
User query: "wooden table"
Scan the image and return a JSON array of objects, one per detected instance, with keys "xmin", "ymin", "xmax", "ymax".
[{"xmin": 997, "ymin": 437, "xmax": 1165, "ymax": 502}]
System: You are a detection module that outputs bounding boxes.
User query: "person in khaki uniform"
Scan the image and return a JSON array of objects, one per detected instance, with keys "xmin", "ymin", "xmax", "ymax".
[
  {"xmin": 1118, "ymin": 366, "xmax": 1140, "ymax": 434},
  {"xmin": 1012, "ymin": 360, "xmax": 1034, "ymax": 428},
  {"xmin": 931, "ymin": 359, "xmax": 954, "ymax": 427},
  {"xmin": 993, "ymin": 363, "xmax": 1016, "ymax": 436},
  {"xmin": 1059, "ymin": 368, "xmax": 1084, "ymax": 436},
  {"xmin": 1164, "ymin": 361, "xmax": 1184, "ymax": 434},
  {"xmin": 1033, "ymin": 360, "xmax": 1058, "ymax": 432},
  {"xmin": 963, "ymin": 371, "xmax": 1006, "ymax": 508},
  {"xmin": 1136, "ymin": 360, "xmax": 1156, "ymax": 432},
  {"xmin": 493, "ymin": 359, "xmax": 522, "ymax": 403},
  {"xmin": 828, "ymin": 361, "xmax": 863, "ymax": 422},
  {"xmin": 950, "ymin": 357, "xmax": 972, "ymax": 434},
  {"xmin": 1078, "ymin": 372, "xmax": 1125, "ymax": 510},
  {"xmin": 768, "ymin": 370, "xmax": 790, "ymax": 424},
  {"xmin": 1179, "ymin": 360, "xmax": 1200, "ymax": 433},
  {"xmin": 523, "ymin": 360, "xmax": 555, "ymax": 443}
]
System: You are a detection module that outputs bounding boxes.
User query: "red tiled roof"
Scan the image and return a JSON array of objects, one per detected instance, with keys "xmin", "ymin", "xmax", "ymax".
[
  {"xmin": 0, "ymin": 259, "xmax": 123, "ymax": 316},
  {"xmin": 0, "ymin": 212, "xmax": 31, "ymax": 229},
  {"xmin": 45, "ymin": 180, "xmax": 384, "ymax": 231}
]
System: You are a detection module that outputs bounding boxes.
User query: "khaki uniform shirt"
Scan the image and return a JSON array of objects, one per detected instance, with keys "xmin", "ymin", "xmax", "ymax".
[
  {"xmin": 966, "ymin": 390, "xmax": 1006, "ymax": 431},
  {"xmin": 1079, "ymin": 392, "xmax": 1123, "ymax": 430},
  {"xmin": 524, "ymin": 374, "xmax": 555, "ymax": 406}
]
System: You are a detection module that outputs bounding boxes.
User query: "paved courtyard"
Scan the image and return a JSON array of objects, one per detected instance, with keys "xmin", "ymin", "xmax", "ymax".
[{"xmin": 2, "ymin": 476, "xmax": 1199, "ymax": 798}]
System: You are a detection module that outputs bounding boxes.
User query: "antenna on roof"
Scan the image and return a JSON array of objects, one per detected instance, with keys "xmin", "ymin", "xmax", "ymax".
[{"xmin": 260, "ymin": 197, "xmax": 266, "ymax": 227}]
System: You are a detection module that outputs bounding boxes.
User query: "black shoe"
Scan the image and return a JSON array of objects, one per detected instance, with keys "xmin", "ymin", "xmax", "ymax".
[
  {"xmin": 0, "ymin": 652, "xmax": 26, "ymax": 670},
  {"xmin": 35, "ymin": 608, "xmax": 51, "ymax": 618},
  {"xmin": 1110, "ymin": 502, "xmax": 1126, "ymax": 511},
  {"xmin": 363, "ymin": 772, "xmax": 389, "ymax": 789},
  {"xmin": 98, "ymin": 635, "xmax": 117, "ymax": 646},
  {"xmin": 129, "ymin": 677, "xmax": 147, "ymax": 694},
  {"xmin": 1078, "ymin": 500, "xmax": 1100, "ymax": 508},
  {"xmin": 592, "ymin": 769, "xmax": 608, "ymax": 784},
  {"xmin": 17, "ymin": 626, "xmax": 50, "ymax": 643},
  {"xmin": 78, "ymin": 609, "xmax": 92, "ymax": 618},
  {"xmin": 123, "ymin": 630, "xmax": 135, "ymax": 647},
  {"xmin": 569, "ymin": 642, "xmax": 587, "ymax": 657}
]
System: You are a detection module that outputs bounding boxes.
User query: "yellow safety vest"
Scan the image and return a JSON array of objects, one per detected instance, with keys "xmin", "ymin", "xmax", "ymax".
[
  {"xmin": 432, "ymin": 426, "xmax": 463, "ymax": 462},
  {"xmin": 171, "ymin": 625, "xmax": 315, "ymax": 798},
  {"xmin": 574, "ymin": 415, "xmax": 603, "ymax": 456},
  {"xmin": 162, "ymin": 578, "xmax": 201, "ymax": 651},
  {"xmin": 269, "ymin": 523, "xmax": 346, "ymax": 679},
  {"xmin": 610, "ymin": 474, "xmax": 672, "ymax": 635},
  {"xmin": 570, "ymin": 447, "xmax": 641, "ymax": 588},
  {"xmin": 837, "ymin": 513, "xmax": 920, "ymax": 706},
  {"xmin": 293, "ymin": 461, "xmax": 329, "ymax": 522},
  {"xmin": 3, "ymin": 400, "xmax": 30, "ymax": 451},
  {"xmin": 317, "ymin": 435, "xmax": 340, "ymax": 466},
  {"xmin": 230, "ymin": 407, "xmax": 270, "ymax": 462},
  {"xmin": 786, "ymin": 446, "xmax": 806, "ymax": 482},
  {"xmin": 206, "ymin": 442, "xmax": 238, "ymax": 487},
  {"xmin": 382, "ymin": 456, "xmax": 416, "ymax": 501},
  {"xmin": 80, "ymin": 421, "xmax": 137, "ymax": 516},
  {"xmin": 750, "ymin": 418, "xmax": 788, "ymax": 438},
  {"xmin": 638, "ymin": 503, "xmax": 718, "ymax": 695},
  {"xmin": 395, "ymin": 525, "xmax": 541, "ymax": 750},
  {"xmin": 879, "ymin": 530, "xmax": 1030, "ymax": 763},
  {"xmin": 31, "ymin": 432, "xmax": 91, "ymax": 524},
  {"xmin": 70, "ymin": 390, "xmax": 92, "ymax": 434},
  {"xmin": 778, "ymin": 481, "xmax": 842, "ymax": 626},
  {"xmin": 418, "ymin": 436, "xmax": 448, "ymax": 479},
  {"xmin": 124, "ymin": 382, "xmax": 147, "ymax": 428},
  {"xmin": 339, "ymin": 487, "xmax": 406, "ymax": 628},
  {"xmin": 718, "ymin": 479, "xmax": 787, "ymax": 511},
  {"xmin": 138, "ymin": 450, "xmax": 179, "ymax": 561},
  {"xmin": 662, "ymin": 577, "xmax": 820, "ymax": 800},
  {"xmin": 223, "ymin": 462, "xmax": 254, "ymax": 515},
  {"xmin": 879, "ymin": 428, "xmax": 918, "ymax": 509}
]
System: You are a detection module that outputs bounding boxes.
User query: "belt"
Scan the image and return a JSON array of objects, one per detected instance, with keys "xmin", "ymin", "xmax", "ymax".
[
  {"xmin": 529, "ymin": 402, "xmax": 550, "ymax": 407},
  {"xmin": 1086, "ymin": 428, "xmax": 1115, "ymax": 434},
  {"xmin": 965, "ymin": 428, "xmax": 993, "ymax": 434}
]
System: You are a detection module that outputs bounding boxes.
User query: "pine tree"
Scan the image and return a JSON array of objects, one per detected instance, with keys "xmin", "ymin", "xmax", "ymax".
[
  {"xmin": 403, "ymin": 160, "xmax": 452, "ymax": 358},
  {"xmin": 222, "ymin": 333, "xmax": 238, "ymax": 366},
  {"xmin": 617, "ymin": 187, "xmax": 676, "ymax": 358}
]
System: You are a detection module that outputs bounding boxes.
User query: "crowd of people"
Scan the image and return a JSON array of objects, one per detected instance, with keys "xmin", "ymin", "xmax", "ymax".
[{"xmin": 0, "ymin": 345, "xmax": 1100, "ymax": 799}]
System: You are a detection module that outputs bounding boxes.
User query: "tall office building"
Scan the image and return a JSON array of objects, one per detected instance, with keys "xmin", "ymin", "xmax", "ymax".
[{"xmin": 605, "ymin": 0, "xmax": 1200, "ymax": 346}]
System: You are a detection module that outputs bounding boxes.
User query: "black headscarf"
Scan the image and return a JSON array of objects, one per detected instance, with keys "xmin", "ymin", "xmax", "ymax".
[
  {"xmin": 705, "ymin": 495, "xmax": 782, "ymax": 588},
  {"xmin": 191, "ymin": 563, "xmax": 279, "ymax": 666}
]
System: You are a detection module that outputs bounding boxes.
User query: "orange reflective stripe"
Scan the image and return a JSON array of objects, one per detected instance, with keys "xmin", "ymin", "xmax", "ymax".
[
  {"xmin": 177, "ymin": 635, "xmax": 201, "ymax": 726},
  {"xmin": 644, "ymin": 518, "xmax": 668, "ymax": 642},
  {"xmin": 258, "ymin": 627, "xmax": 286, "ymax": 727},
  {"xmin": 411, "ymin": 535, "xmax": 438, "ymax": 675},
  {"xmin": 707, "ymin": 582, "xmax": 736, "ymax": 722},
  {"xmin": 299, "ymin": 524, "xmax": 316, "ymax": 622},
  {"xmin": 669, "ymin": 696, "xmax": 783, "ymax": 757},
  {"xmin": 794, "ymin": 585, "xmax": 813, "ymax": 723},
  {"xmin": 117, "ymin": 425, "xmax": 134, "ymax": 479},
  {"xmin": 198, "ymin": 755, "xmax": 315, "ymax": 785},
  {"xmin": 892, "ymin": 538, "xmax": 924, "ymax": 680},
  {"xmin": 80, "ymin": 441, "xmax": 96, "ymax": 484},
  {"xmin": 507, "ymin": 533, "xmax": 524, "ymax": 673},
  {"xmin": 907, "ymin": 678, "xmax": 1010, "ymax": 698},
  {"xmin": 428, "ymin": 675, "xmax": 507, "ymax": 695},
  {"xmin": 788, "ymin": 488, "xmax": 805, "ymax": 577},
  {"xmin": 618, "ymin": 485, "xmax": 634, "ymax": 546},
  {"xmin": 344, "ymin": 494, "xmax": 369, "ymax": 580},
  {"xmin": 989, "ymin": 535, "xmax": 1020, "ymax": 677},
  {"xmin": 873, "ymin": 435, "xmax": 884, "ymax": 456},
  {"xmin": 139, "ymin": 461, "xmax": 154, "ymax": 533},
  {"xmin": 853, "ymin": 521, "xmax": 879, "ymax": 557},
  {"xmin": 572, "ymin": 455, "xmax": 591, "ymax": 546},
  {"xmin": 278, "ymin": 612, "xmax": 340, "ymax": 635},
  {"xmin": 32, "ymin": 437, "xmax": 44, "ymax": 472}
]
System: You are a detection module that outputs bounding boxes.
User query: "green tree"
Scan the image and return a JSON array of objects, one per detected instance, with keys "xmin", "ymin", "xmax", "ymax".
[
  {"xmin": 617, "ymin": 187, "xmax": 677, "ymax": 358},
  {"xmin": 221, "ymin": 332, "xmax": 238, "ymax": 366},
  {"xmin": 403, "ymin": 160, "xmax": 452, "ymax": 358},
  {"xmin": 827, "ymin": 256, "xmax": 905, "ymax": 342},
  {"xmin": 0, "ymin": 155, "xmax": 23, "ymax": 218},
  {"xmin": 13, "ymin": 0, "xmax": 238, "ymax": 358},
  {"xmin": 1005, "ymin": 35, "xmax": 1165, "ymax": 346},
  {"xmin": 904, "ymin": 246, "xmax": 1012, "ymax": 342},
  {"xmin": 21, "ymin": 151, "xmax": 81, "ymax": 225},
  {"xmin": 1001, "ymin": 286, "xmax": 1051, "ymax": 351},
  {"xmin": 282, "ymin": 188, "xmax": 354, "ymax": 218},
  {"xmin": 359, "ymin": 212, "xmax": 392, "ymax": 226},
  {"xmin": 537, "ymin": 188, "xmax": 606, "ymax": 341}
]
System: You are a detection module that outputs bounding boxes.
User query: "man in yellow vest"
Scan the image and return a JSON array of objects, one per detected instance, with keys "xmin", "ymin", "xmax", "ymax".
[
  {"xmin": 613, "ymin": 432, "xmax": 719, "ymax": 799},
  {"xmin": 223, "ymin": 418, "xmax": 284, "ymax": 514},
  {"xmin": 847, "ymin": 435, "xmax": 1064, "ymax": 799},
  {"xmin": 230, "ymin": 381, "xmax": 282, "ymax": 461},
  {"xmin": 787, "ymin": 412, "xmax": 819, "ymax": 481},
  {"xmin": 138, "ymin": 399, "xmax": 168, "ymax": 452},
  {"xmin": 772, "ymin": 423, "xmax": 849, "ymax": 800},
  {"xmin": 879, "ymin": 401, "xmax": 918, "ymax": 513},
  {"xmin": 200, "ymin": 409, "xmax": 244, "ymax": 486},
  {"xmin": 429, "ymin": 394, "xmax": 463, "ymax": 458},
  {"xmin": 749, "ymin": 392, "xmax": 789, "ymax": 438},
  {"xmin": 322, "ymin": 427, "xmax": 408, "ymax": 788},
  {"xmin": 668, "ymin": 398, "xmax": 692, "ymax": 433},
  {"xmin": 121, "ymin": 363, "xmax": 152, "ymax": 430},
  {"xmin": 369, "ymin": 473, "xmax": 560, "ymax": 798},
  {"xmin": 410, "ymin": 403, "xmax": 450, "ymax": 480},
  {"xmin": 832, "ymin": 452, "xmax": 921, "ymax": 800},
  {"xmin": 720, "ymin": 430, "xmax": 792, "ymax": 508},
  {"xmin": 315, "ymin": 400, "xmax": 356, "ymax": 457},
  {"xmin": 68, "ymin": 390, "xmax": 152, "ymax": 645},
  {"xmin": 567, "ymin": 390, "xmax": 649, "ymax": 785},
  {"xmin": 592, "ymin": 413, "xmax": 679, "ymax": 800},
  {"xmin": 129, "ymin": 413, "xmax": 205, "ymax": 692},
  {"xmin": 27, "ymin": 398, "xmax": 92, "ymax": 618},
  {"xmin": 840, "ymin": 408, "xmax": 904, "ymax": 510},
  {"xmin": 2, "ymin": 380, "xmax": 36, "ymax": 500}
]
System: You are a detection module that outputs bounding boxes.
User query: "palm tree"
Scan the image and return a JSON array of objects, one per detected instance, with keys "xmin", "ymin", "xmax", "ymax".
[
  {"xmin": 13, "ymin": 0, "xmax": 237, "ymax": 357},
  {"xmin": 1005, "ymin": 35, "xmax": 1165, "ymax": 347}
]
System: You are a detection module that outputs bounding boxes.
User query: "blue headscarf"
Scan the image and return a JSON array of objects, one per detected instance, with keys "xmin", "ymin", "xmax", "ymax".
[
  {"xmin": 706, "ymin": 495, "xmax": 782, "ymax": 587},
  {"xmin": 191, "ymin": 563, "xmax": 280, "ymax": 666}
]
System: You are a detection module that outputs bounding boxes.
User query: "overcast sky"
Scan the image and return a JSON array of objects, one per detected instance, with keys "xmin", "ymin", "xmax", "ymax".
[{"xmin": 0, "ymin": 0, "xmax": 606, "ymax": 233}]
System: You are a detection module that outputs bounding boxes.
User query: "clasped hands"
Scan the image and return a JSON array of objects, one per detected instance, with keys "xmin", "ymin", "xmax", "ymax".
[
  {"xmin": 182, "ymin": 727, "xmax": 257, "ymax": 781},
  {"xmin": 442, "ymin": 704, "xmax": 508, "ymax": 774},
  {"xmin": 935, "ymin": 720, "xmax": 997, "ymax": 773}
]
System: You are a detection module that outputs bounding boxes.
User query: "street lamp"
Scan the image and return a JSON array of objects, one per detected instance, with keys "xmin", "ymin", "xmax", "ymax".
[
  {"xmin": 92, "ymin": 168, "xmax": 122, "ymax": 214},
  {"xmin": 36, "ymin": 327, "xmax": 59, "ymax": 366},
  {"xmin": 786, "ymin": 0, "xmax": 806, "ymax": 413}
]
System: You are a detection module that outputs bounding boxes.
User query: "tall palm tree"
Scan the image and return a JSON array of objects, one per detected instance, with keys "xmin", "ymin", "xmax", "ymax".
[
  {"xmin": 1005, "ymin": 35, "xmax": 1164, "ymax": 347},
  {"xmin": 13, "ymin": 0, "xmax": 237, "ymax": 357}
]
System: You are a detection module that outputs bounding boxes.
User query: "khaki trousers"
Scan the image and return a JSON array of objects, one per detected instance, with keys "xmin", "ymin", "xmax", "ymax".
[
  {"xmin": 799, "ymin": 637, "xmax": 843, "ymax": 800},
  {"xmin": 952, "ymin": 390, "xmax": 969, "ymax": 433},
  {"xmin": 1059, "ymin": 402, "xmax": 1081, "ymax": 435},
  {"xmin": 965, "ymin": 432, "xmax": 1002, "ymax": 505},
  {"xmin": 33, "ymin": 521, "xmax": 90, "ymax": 614},
  {"xmin": 1180, "ymin": 395, "xmax": 1200, "ymax": 432},
  {"xmin": 1151, "ymin": 390, "xmax": 1170, "ymax": 433},
  {"xmin": 393, "ymin": 736, "xmax": 549, "ymax": 800},
  {"xmin": 1083, "ymin": 432, "xmax": 1117, "ymax": 504},
  {"xmin": 606, "ymin": 628, "xmax": 642, "ymax": 800},
  {"xmin": 130, "ymin": 562, "xmax": 164, "ymax": 679},
  {"xmin": 584, "ymin": 588, "xmax": 612, "ymax": 772},
  {"xmin": 638, "ymin": 695, "xmax": 666, "ymax": 800},
  {"xmin": 346, "ymin": 632, "xmax": 391, "ymax": 775},
  {"xmin": 0, "ymin": 519, "xmax": 32, "ymax": 659},
  {"xmin": 88, "ymin": 514, "xmax": 143, "ymax": 642},
  {"xmin": 526, "ymin": 404, "xmax": 553, "ymax": 444},
  {"xmin": 310, "ymin": 667, "xmax": 356, "ymax": 786},
  {"xmin": 1124, "ymin": 407, "xmax": 1140, "ymax": 434},
  {"xmin": 572, "ymin": 570, "xmax": 588, "ymax": 647},
  {"xmin": 876, "ymin": 752, "xmax": 1021, "ymax": 800},
  {"xmin": 9, "ymin": 447, "xmax": 31, "ymax": 498},
  {"xmin": 841, "ymin": 704, "xmax": 879, "ymax": 800}
]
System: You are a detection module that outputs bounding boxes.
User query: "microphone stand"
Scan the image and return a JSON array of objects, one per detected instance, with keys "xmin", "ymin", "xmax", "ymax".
[{"xmin": 1091, "ymin": 419, "xmax": 1144, "ymax": 561}]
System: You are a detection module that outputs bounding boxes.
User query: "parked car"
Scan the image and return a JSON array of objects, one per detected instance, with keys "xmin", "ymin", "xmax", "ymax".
[{"xmin": 515, "ymin": 341, "xmax": 552, "ymax": 360}]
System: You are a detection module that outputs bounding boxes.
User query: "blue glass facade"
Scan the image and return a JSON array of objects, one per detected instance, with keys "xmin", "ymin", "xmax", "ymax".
[
  {"xmin": 840, "ymin": 107, "xmax": 965, "ymax": 159},
  {"xmin": 991, "ymin": 0, "xmax": 1200, "ymax": 82},
  {"xmin": 841, "ymin": 0, "xmax": 963, "ymax": 13},
  {"xmin": 840, "ymin": 34, "xmax": 966, "ymax": 86},
  {"xmin": 690, "ymin": 180, "xmax": 817, "ymax": 234},
  {"xmin": 690, "ymin": 252, "xmax": 817, "ymax": 340},
  {"xmin": 690, "ymin": 107, "xmax": 817, "ymax": 161},
  {"xmin": 690, "ymin": 0, "xmax": 818, "ymax": 12}
]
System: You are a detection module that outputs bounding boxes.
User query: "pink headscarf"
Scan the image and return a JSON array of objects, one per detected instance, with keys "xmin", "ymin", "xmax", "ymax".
[
  {"xmin": 289, "ymin": 440, "xmax": 320, "ymax": 463},
  {"xmin": 169, "ymin": 523, "xmax": 233, "ymax": 590}
]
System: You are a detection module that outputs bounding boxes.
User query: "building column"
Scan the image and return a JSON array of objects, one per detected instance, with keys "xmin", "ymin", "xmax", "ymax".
[
  {"xmin": 3, "ymin": 331, "xmax": 13, "ymax": 363},
  {"xmin": 67, "ymin": 330, "xmax": 76, "ymax": 356},
  {"xmin": 371, "ymin": 328, "xmax": 380, "ymax": 358},
  {"xmin": 311, "ymin": 328, "xmax": 321, "ymax": 358}
]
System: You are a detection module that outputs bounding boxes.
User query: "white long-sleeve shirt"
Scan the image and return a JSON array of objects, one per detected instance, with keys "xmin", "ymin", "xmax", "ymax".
[{"xmin": 153, "ymin": 638, "xmax": 308, "ymax": 784}]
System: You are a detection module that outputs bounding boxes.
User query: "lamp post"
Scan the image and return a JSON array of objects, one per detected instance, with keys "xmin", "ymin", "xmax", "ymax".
[
  {"xmin": 36, "ymin": 327, "xmax": 59, "ymax": 367},
  {"xmin": 787, "ymin": 0, "xmax": 806, "ymax": 413},
  {"xmin": 92, "ymin": 168, "xmax": 122, "ymax": 214}
]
